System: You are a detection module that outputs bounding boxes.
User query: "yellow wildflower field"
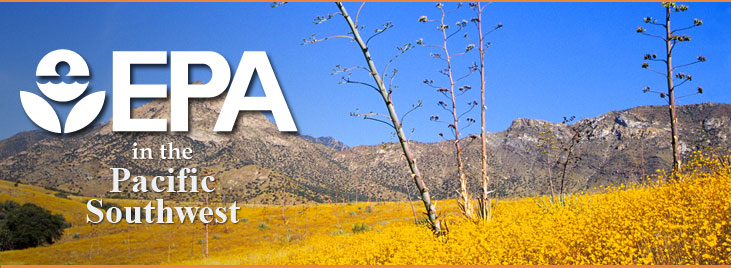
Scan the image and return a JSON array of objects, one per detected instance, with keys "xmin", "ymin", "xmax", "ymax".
[{"xmin": 1, "ymin": 151, "xmax": 729, "ymax": 265}]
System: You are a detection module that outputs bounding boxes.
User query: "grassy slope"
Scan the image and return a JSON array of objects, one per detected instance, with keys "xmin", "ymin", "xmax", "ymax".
[
  {"xmin": 228, "ymin": 152, "xmax": 731, "ymax": 265},
  {"xmin": 1, "ymin": 152, "xmax": 729, "ymax": 265},
  {"xmin": 0, "ymin": 180, "xmax": 423, "ymax": 264}
]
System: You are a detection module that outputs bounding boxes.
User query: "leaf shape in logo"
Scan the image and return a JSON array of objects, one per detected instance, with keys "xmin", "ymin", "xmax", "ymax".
[
  {"xmin": 64, "ymin": 91, "xmax": 106, "ymax": 133},
  {"xmin": 19, "ymin": 91, "xmax": 62, "ymax": 133}
]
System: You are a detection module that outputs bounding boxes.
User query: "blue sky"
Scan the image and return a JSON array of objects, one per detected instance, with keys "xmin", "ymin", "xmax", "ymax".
[{"xmin": 0, "ymin": 3, "xmax": 729, "ymax": 146}]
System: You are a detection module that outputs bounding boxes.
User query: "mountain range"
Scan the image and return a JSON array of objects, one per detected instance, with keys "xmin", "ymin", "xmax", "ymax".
[{"xmin": 0, "ymin": 98, "xmax": 728, "ymax": 204}]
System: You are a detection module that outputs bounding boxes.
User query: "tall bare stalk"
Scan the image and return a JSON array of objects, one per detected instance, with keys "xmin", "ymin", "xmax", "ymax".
[
  {"xmin": 470, "ymin": 2, "xmax": 501, "ymax": 220},
  {"xmin": 476, "ymin": 2, "xmax": 489, "ymax": 221},
  {"xmin": 439, "ymin": 5, "xmax": 474, "ymax": 220},
  {"xmin": 327, "ymin": 2, "xmax": 442, "ymax": 234},
  {"xmin": 421, "ymin": 3, "xmax": 476, "ymax": 220},
  {"xmin": 638, "ymin": 2, "xmax": 705, "ymax": 175}
]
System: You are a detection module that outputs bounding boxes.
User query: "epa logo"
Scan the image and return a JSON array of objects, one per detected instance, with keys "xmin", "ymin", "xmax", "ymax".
[
  {"xmin": 20, "ymin": 49, "xmax": 105, "ymax": 134},
  {"xmin": 20, "ymin": 49, "xmax": 297, "ymax": 134}
]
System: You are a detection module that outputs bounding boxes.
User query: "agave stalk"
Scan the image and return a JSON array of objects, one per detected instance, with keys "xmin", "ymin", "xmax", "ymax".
[
  {"xmin": 335, "ymin": 2, "xmax": 441, "ymax": 234},
  {"xmin": 474, "ymin": 2, "xmax": 490, "ymax": 221},
  {"xmin": 663, "ymin": 6, "xmax": 682, "ymax": 173},
  {"xmin": 435, "ymin": 4, "xmax": 474, "ymax": 220},
  {"xmin": 638, "ymin": 2, "xmax": 706, "ymax": 176}
]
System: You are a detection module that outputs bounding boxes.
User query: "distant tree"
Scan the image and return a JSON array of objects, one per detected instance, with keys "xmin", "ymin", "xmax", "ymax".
[
  {"xmin": 637, "ymin": 2, "xmax": 706, "ymax": 174},
  {"xmin": 53, "ymin": 192, "xmax": 70, "ymax": 199},
  {"xmin": 0, "ymin": 201, "xmax": 69, "ymax": 251},
  {"xmin": 690, "ymin": 121, "xmax": 722, "ymax": 153},
  {"xmin": 538, "ymin": 127, "xmax": 560, "ymax": 200},
  {"xmin": 300, "ymin": 2, "xmax": 442, "ymax": 234},
  {"xmin": 99, "ymin": 201, "xmax": 120, "ymax": 211},
  {"xmin": 537, "ymin": 117, "xmax": 594, "ymax": 202},
  {"xmin": 555, "ymin": 117, "xmax": 595, "ymax": 197}
]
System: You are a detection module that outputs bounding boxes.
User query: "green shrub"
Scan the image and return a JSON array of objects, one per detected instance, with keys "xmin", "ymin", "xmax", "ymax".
[
  {"xmin": 351, "ymin": 223, "xmax": 371, "ymax": 233},
  {"xmin": 83, "ymin": 200, "xmax": 121, "ymax": 211},
  {"xmin": 330, "ymin": 229, "xmax": 345, "ymax": 236},
  {"xmin": 106, "ymin": 193, "xmax": 128, "ymax": 199},
  {"xmin": 53, "ymin": 192, "xmax": 70, "ymax": 199},
  {"xmin": 100, "ymin": 202, "xmax": 121, "ymax": 211},
  {"xmin": 0, "ymin": 201, "xmax": 69, "ymax": 251},
  {"xmin": 258, "ymin": 222, "xmax": 269, "ymax": 230}
]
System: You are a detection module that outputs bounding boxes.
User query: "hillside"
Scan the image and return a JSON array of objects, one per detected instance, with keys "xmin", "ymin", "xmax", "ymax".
[
  {"xmin": 0, "ymin": 102, "xmax": 728, "ymax": 203},
  {"xmin": 1, "ymin": 151, "xmax": 729, "ymax": 264},
  {"xmin": 0, "ymin": 179, "xmax": 421, "ymax": 264},
  {"xmin": 0, "ymin": 96, "xmax": 378, "ymax": 203},
  {"xmin": 243, "ymin": 151, "xmax": 731, "ymax": 265},
  {"xmin": 336, "ymin": 102, "xmax": 731, "ymax": 198}
]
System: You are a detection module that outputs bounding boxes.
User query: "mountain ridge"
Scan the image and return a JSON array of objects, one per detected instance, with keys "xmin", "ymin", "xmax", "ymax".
[{"xmin": 0, "ymin": 101, "xmax": 728, "ymax": 203}]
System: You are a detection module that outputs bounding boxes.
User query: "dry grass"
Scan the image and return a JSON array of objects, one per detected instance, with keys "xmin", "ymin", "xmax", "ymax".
[{"xmin": 0, "ymin": 180, "xmax": 423, "ymax": 264}]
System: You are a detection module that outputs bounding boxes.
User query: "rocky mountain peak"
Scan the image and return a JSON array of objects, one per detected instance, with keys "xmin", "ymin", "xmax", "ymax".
[
  {"xmin": 506, "ymin": 118, "xmax": 551, "ymax": 132},
  {"xmin": 300, "ymin": 135, "xmax": 349, "ymax": 151},
  {"xmin": 0, "ymin": 102, "xmax": 728, "ymax": 204}
]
